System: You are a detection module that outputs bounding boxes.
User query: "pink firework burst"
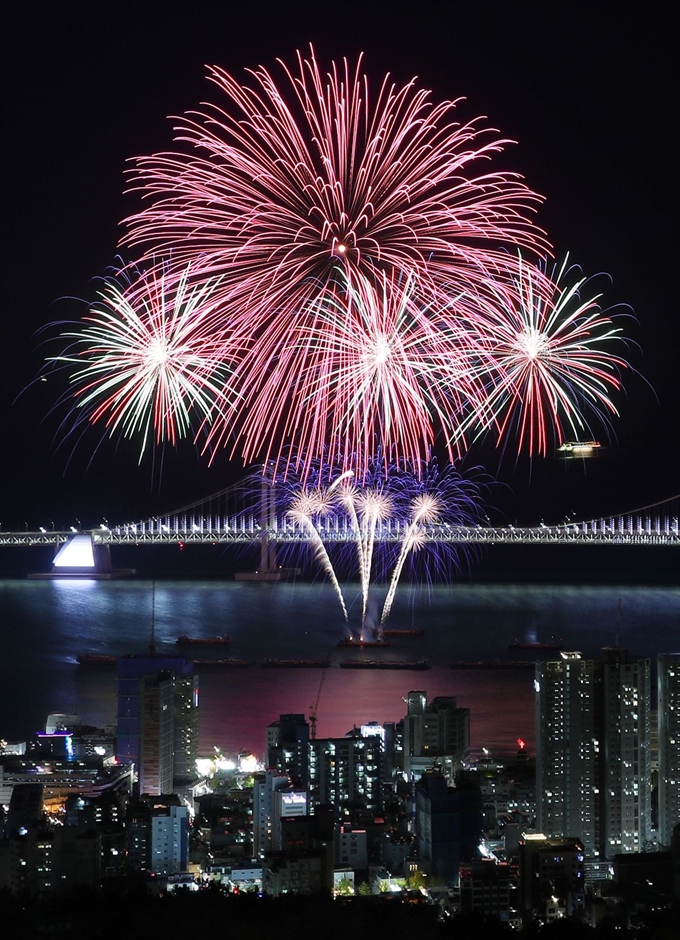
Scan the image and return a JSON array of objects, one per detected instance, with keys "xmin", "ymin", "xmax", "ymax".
[
  {"xmin": 469, "ymin": 255, "xmax": 630, "ymax": 456},
  {"xmin": 213, "ymin": 268, "xmax": 487, "ymax": 474},
  {"xmin": 121, "ymin": 48, "xmax": 551, "ymax": 471}
]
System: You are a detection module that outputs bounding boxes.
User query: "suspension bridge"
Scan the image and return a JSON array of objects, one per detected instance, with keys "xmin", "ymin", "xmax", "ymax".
[{"xmin": 0, "ymin": 492, "xmax": 677, "ymax": 552}]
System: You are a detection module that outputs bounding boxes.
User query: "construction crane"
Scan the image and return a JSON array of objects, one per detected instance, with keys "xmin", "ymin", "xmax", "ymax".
[{"xmin": 309, "ymin": 668, "xmax": 327, "ymax": 740}]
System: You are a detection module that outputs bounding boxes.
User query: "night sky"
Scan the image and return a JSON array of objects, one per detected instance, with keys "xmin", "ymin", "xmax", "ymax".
[{"xmin": 3, "ymin": 4, "xmax": 678, "ymax": 533}]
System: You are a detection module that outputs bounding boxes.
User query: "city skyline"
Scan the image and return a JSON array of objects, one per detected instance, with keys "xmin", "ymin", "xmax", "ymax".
[
  {"xmin": 1, "ymin": 8, "xmax": 677, "ymax": 913},
  {"xmin": 2, "ymin": 6, "xmax": 678, "ymax": 537}
]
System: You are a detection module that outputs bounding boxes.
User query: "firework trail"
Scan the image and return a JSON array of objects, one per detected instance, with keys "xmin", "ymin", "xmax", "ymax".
[
  {"xmin": 120, "ymin": 48, "xmax": 550, "ymax": 472},
  {"xmin": 468, "ymin": 255, "xmax": 629, "ymax": 456},
  {"xmin": 50, "ymin": 266, "xmax": 237, "ymax": 459},
  {"xmin": 381, "ymin": 493, "xmax": 441, "ymax": 625},
  {"xmin": 287, "ymin": 491, "xmax": 348, "ymax": 621},
  {"xmin": 339, "ymin": 484, "xmax": 394, "ymax": 630}
]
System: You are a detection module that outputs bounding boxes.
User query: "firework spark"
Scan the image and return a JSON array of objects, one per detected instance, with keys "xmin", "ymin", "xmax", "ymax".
[
  {"xmin": 51, "ymin": 266, "xmax": 237, "ymax": 458},
  {"xmin": 121, "ymin": 48, "xmax": 549, "ymax": 472}
]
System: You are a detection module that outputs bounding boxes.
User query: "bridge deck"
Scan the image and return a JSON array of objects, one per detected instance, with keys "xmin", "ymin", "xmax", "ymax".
[{"xmin": 1, "ymin": 515, "xmax": 678, "ymax": 548}]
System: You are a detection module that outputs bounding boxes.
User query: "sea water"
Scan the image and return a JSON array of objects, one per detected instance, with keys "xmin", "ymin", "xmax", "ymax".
[{"xmin": 0, "ymin": 578, "xmax": 677, "ymax": 758}]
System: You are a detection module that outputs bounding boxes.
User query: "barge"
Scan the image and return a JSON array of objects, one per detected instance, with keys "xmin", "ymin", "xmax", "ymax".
[
  {"xmin": 450, "ymin": 661, "xmax": 535, "ymax": 670},
  {"xmin": 260, "ymin": 659, "xmax": 332, "ymax": 668},
  {"xmin": 340, "ymin": 659, "xmax": 430, "ymax": 670},
  {"xmin": 191, "ymin": 659, "xmax": 255, "ymax": 668},
  {"xmin": 176, "ymin": 635, "xmax": 231, "ymax": 645},
  {"xmin": 337, "ymin": 638, "xmax": 390, "ymax": 648}
]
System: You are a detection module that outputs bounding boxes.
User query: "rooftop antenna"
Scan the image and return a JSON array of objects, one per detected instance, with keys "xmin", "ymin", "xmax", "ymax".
[{"xmin": 149, "ymin": 581, "xmax": 157, "ymax": 657}]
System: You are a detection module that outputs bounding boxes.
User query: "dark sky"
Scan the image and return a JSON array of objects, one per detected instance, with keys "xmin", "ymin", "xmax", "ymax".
[{"xmin": 2, "ymin": 3, "xmax": 678, "ymax": 531}]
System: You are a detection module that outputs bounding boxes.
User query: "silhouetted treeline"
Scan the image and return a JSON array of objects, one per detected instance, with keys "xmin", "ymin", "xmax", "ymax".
[{"xmin": 1, "ymin": 884, "xmax": 678, "ymax": 939}]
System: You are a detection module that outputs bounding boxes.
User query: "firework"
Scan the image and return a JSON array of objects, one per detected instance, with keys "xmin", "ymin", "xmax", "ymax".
[
  {"xmin": 121, "ymin": 49, "xmax": 550, "ymax": 471},
  {"xmin": 217, "ymin": 268, "xmax": 487, "ymax": 475},
  {"xmin": 51, "ymin": 266, "xmax": 237, "ymax": 458},
  {"xmin": 51, "ymin": 51, "xmax": 631, "ymax": 482},
  {"xmin": 267, "ymin": 455, "xmax": 486, "ymax": 631},
  {"xmin": 467, "ymin": 256, "xmax": 629, "ymax": 456}
]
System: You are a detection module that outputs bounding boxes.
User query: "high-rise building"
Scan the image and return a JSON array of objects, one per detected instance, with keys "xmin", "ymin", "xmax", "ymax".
[
  {"xmin": 536, "ymin": 653, "xmax": 600, "ymax": 856},
  {"xmin": 536, "ymin": 648, "xmax": 651, "ymax": 859},
  {"xmin": 126, "ymin": 796, "xmax": 189, "ymax": 874},
  {"xmin": 173, "ymin": 673, "xmax": 200, "ymax": 785},
  {"xmin": 403, "ymin": 691, "xmax": 470, "ymax": 782},
  {"xmin": 139, "ymin": 672, "xmax": 175, "ymax": 796},
  {"xmin": 127, "ymin": 800, "xmax": 152, "ymax": 871},
  {"xmin": 266, "ymin": 714, "xmax": 310, "ymax": 787},
  {"xmin": 116, "ymin": 656, "xmax": 198, "ymax": 796},
  {"xmin": 309, "ymin": 728, "xmax": 383, "ymax": 815},
  {"xmin": 658, "ymin": 654, "xmax": 680, "ymax": 847},
  {"xmin": 414, "ymin": 769, "xmax": 461, "ymax": 885},
  {"xmin": 253, "ymin": 769, "xmax": 308, "ymax": 856},
  {"xmin": 151, "ymin": 803, "xmax": 189, "ymax": 875},
  {"xmin": 600, "ymin": 648, "xmax": 651, "ymax": 857}
]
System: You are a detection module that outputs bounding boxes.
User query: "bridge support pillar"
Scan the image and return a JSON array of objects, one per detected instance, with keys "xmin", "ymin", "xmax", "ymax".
[
  {"xmin": 27, "ymin": 533, "xmax": 135, "ymax": 579},
  {"xmin": 235, "ymin": 478, "xmax": 300, "ymax": 581}
]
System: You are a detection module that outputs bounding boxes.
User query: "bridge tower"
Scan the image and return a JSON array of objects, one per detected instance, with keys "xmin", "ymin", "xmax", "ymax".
[{"xmin": 235, "ymin": 475, "xmax": 299, "ymax": 581}]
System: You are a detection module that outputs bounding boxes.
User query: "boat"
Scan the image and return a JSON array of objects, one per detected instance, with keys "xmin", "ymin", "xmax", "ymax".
[
  {"xmin": 260, "ymin": 659, "xmax": 332, "ymax": 668},
  {"xmin": 191, "ymin": 658, "xmax": 255, "ymax": 668},
  {"xmin": 450, "ymin": 661, "xmax": 534, "ymax": 670},
  {"xmin": 557, "ymin": 440, "xmax": 601, "ymax": 457},
  {"xmin": 508, "ymin": 638, "xmax": 563, "ymax": 651},
  {"xmin": 381, "ymin": 629, "xmax": 424, "ymax": 638},
  {"xmin": 337, "ymin": 638, "xmax": 390, "ymax": 648},
  {"xmin": 340, "ymin": 659, "xmax": 430, "ymax": 670},
  {"xmin": 176, "ymin": 635, "xmax": 231, "ymax": 645},
  {"xmin": 76, "ymin": 654, "xmax": 117, "ymax": 665}
]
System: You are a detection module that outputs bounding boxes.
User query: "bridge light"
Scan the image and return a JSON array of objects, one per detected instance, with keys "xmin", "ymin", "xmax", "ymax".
[
  {"xmin": 70, "ymin": 526, "xmax": 78, "ymax": 533},
  {"xmin": 39, "ymin": 526, "xmax": 46, "ymax": 533},
  {"xmin": 100, "ymin": 524, "xmax": 109, "ymax": 532}
]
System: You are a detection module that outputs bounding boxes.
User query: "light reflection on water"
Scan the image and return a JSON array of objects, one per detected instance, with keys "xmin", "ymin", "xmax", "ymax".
[{"xmin": 0, "ymin": 579, "xmax": 677, "ymax": 758}]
